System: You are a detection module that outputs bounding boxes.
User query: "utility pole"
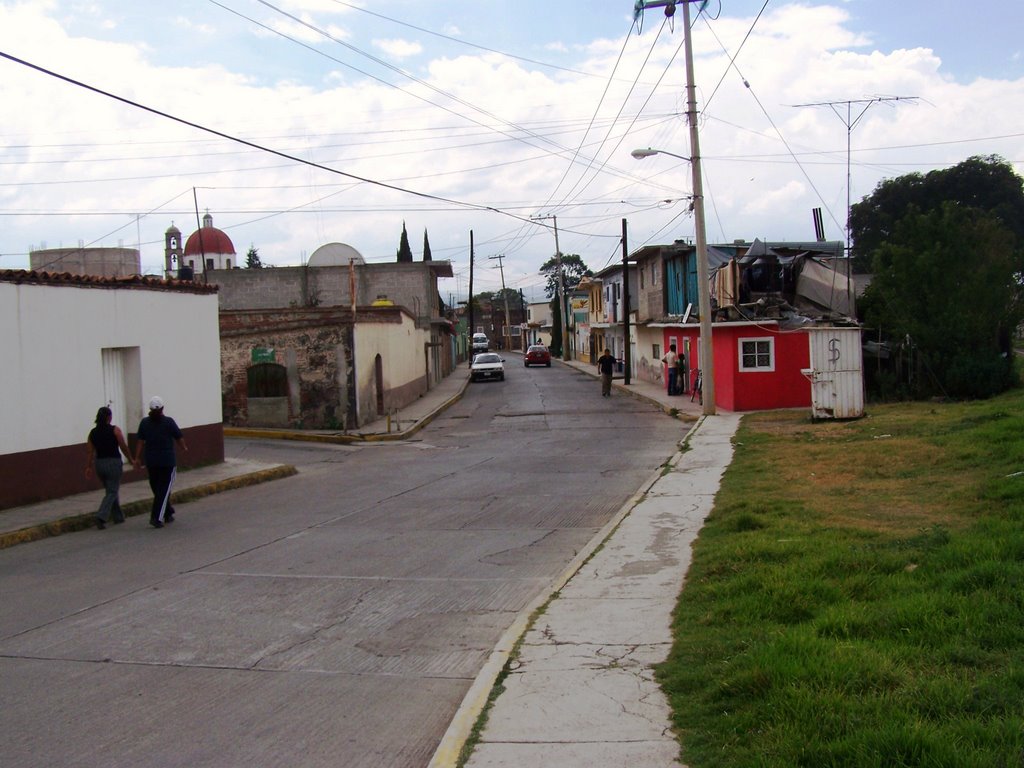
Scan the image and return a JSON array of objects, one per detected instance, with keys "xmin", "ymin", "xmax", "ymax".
[
  {"xmin": 621, "ymin": 218, "xmax": 632, "ymax": 385},
  {"xmin": 531, "ymin": 214, "xmax": 570, "ymax": 360},
  {"xmin": 634, "ymin": 0, "xmax": 715, "ymax": 414},
  {"xmin": 467, "ymin": 230, "xmax": 475, "ymax": 366},
  {"xmin": 792, "ymin": 96, "xmax": 917, "ymax": 317},
  {"xmin": 489, "ymin": 254, "xmax": 514, "ymax": 351}
]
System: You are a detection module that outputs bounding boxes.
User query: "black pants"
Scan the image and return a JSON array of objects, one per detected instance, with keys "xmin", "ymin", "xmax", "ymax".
[{"xmin": 147, "ymin": 465, "xmax": 176, "ymax": 523}]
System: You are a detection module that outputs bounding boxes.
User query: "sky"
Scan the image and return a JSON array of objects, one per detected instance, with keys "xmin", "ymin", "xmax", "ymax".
[{"xmin": 1, "ymin": 0, "xmax": 1022, "ymax": 303}]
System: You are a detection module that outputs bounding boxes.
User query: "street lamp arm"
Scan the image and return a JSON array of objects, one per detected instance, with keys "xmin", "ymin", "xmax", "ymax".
[{"xmin": 631, "ymin": 147, "xmax": 691, "ymax": 162}]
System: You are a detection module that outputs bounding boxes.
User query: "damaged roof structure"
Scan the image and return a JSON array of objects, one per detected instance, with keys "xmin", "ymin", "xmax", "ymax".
[
  {"xmin": 706, "ymin": 239, "xmax": 856, "ymax": 328},
  {"xmin": 631, "ymin": 238, "xmax": 859, "ymax": 330}
]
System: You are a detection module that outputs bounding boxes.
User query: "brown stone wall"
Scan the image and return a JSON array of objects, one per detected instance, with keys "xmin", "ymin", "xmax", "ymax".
[{"xmin": 220, "ymin": 308, "xmax": 356, "ymax": 429}]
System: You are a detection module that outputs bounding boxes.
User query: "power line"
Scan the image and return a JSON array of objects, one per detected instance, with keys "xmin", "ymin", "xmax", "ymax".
[{"xmin": 0, "ymin": 50, "xmax": 542, "ymax": 228}]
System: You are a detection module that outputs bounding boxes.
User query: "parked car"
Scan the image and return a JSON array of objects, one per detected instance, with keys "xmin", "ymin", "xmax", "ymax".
[
  {"xmin": 471, "ymin": 353, "xmax": 505, "ymax": 382},
  {"xmin": 471, "ymin": 333, "xmax": 489, "ymax": 355},
  {"xmin": 524, "ymin": 344, "xmax": 552, "ymax": 367}
]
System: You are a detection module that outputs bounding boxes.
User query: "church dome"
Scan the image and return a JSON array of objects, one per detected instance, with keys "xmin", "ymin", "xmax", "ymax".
[{"xmin": 184, "ymin": 213, "xmax": 235, "ymax": 256}]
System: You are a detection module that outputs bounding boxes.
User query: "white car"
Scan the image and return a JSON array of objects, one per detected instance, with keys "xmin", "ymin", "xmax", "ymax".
[
  {"xmin": 471, "ymin": 333, "xmax": 489, "ymax": 355},
  {"xmin": 471, "ymin": 353, "xmax": 505, "ymax": 382}
]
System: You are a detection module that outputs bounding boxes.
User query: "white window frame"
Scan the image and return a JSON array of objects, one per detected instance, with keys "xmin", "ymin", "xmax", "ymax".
[{"xmin": 738, "ymin": 337, "xmax": 775, "ymax": 372}]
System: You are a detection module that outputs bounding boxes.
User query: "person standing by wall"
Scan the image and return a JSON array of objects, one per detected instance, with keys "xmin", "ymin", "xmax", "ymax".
[
  {"xmin": 597, "ymin": 348, "xmax": 616, "ymax": 397},
  {"xmin": 134, "ymin": 396, "xmax": 188, "ymax": 529},
  {"xmin": 85, "ymin": 406, "xmax": 133, "ymax": 530},
  {"xmin": 662, "ymin": 344, "xmax": 679, "ymax": 395}
]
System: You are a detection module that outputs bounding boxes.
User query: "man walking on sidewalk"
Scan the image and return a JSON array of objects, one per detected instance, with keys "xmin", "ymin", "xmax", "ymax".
[
  {"xmin": 597, "ymin": 349, "xmax": 616, "ymax": 397},
  {"xmin": 134, "ymin": 396, "xmax": 188, "ymax": 529},
  {"xmin": 662, "ymin": 343, "xmax": 679, "ymax": 395}
]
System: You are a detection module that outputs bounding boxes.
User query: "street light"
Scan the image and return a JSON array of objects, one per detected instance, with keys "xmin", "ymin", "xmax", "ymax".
[
  {"xmin": 630, "ymin": 148, "xmax": 689, "ymax": 161},
  {"xmin": 632, "ymin": 144, "xmax": 716, "ymax": 415}
]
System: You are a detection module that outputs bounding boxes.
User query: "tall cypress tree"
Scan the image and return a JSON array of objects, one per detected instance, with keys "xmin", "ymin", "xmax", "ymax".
[
  {"xmin": 423, "ymin": 229, "xmax": 433, "ymax": 262},
  {"xmin": 397, "ymin": 221, "xmax": 413, "ymax": 263}
]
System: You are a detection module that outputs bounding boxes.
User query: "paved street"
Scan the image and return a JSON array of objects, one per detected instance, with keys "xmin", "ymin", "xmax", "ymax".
[{"xmin": 0, "ymin": 362, "xmax": 688, "ymax": 767}]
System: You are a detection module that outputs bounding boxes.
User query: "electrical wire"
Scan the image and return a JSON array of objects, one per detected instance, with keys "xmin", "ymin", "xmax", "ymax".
[{"xmin": 0, "ymin": 50, "xmax": 549, "ymax": 229}]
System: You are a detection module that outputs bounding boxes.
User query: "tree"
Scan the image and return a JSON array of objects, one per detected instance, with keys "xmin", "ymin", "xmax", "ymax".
[
  {"xmin": 245, "ymin": 245, "xmax": 263, "ymax": 269},
  {"xmin": 397, "ymin": 221, "xmax": 413, "ymax": 263},
  {"xmin": 538, "ymin": 253, "xmax": 591, "ymax": 299},
  {"xmin": 548, "ymin": 296, "xmax": 563, "ymax": 358},
  {"xmin": 861, "ymin": 202, "xmax": 1021, "ymax": 399},
  {"xmin": 851, "ymin": 155, "xmax": 1024, "ymax": 273},
  {"xmin": 422, "ymin": 229, "xmax": 432, "ymax": 262}
]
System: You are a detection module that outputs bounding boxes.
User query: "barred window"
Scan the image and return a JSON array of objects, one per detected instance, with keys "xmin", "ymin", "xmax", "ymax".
[{"xmin": 739, "ymin": 338, "xmax": 774, "ymax": 371}]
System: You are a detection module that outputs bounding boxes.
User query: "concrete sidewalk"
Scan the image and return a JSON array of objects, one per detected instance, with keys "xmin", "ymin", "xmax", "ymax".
[
  {"xmin": 0, "ymin": 371, "xmax": 472, "ymax": 550},
  {"xmin": 431, "ymin": 358, "xmax": 740, "ymax": 768}
]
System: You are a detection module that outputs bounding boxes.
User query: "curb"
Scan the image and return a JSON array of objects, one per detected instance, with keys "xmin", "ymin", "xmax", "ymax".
[
  {"xmin": 224, "ymin": 379, "xmax": 469, "ymax": 445},
  {"xmin": 0, "ymin": 464, "xmax": 298, "ymax": 552},
  {"xmin": 564, "ymin": 360, "xmax": 700, "ymax": 423},
  {"xmin": 427, "ymin": 416, "xmax": 706, "ymax": 768}
]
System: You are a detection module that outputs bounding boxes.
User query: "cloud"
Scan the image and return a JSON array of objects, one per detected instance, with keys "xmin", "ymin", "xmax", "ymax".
[
  {"xmin": 373, "ymin": 38, "xmax": 424, "ymax": 59},
  {"xmin": 0, "ymin": 0, "xmax": 1022, "ymax": 296}
]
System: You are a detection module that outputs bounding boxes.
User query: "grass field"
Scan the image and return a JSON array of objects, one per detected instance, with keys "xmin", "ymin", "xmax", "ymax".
[{"xmin": 657, "ymin": 387, "xmax": 1024, "ymax": 767}]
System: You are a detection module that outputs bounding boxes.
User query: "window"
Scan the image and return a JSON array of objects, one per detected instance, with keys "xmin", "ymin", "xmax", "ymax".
[
  {"xmin": 739, "ymin": 338, "xmax": 774, "ymax": 371},
  {"xmin": 640, "ymin": 267, "xmax": 645, "ymax": 289},
  {"xmin": 653, "ymin": 343, "xmax": 661, "ymax": 360},
  {"xmin": 651, "ymin": 263, "xmax": 658, "ymax": 285},
  {"xmin": 206, "ymin": 258, "xmax": 214, "ymax": 271},
  {"xmin": 248, "ymin": 363, "xmax": 288, "ymax": 397}
]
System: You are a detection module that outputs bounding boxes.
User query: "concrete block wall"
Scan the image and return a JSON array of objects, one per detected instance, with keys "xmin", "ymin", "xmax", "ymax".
[{"xmin": 214, "ymin": 264, "xmax": 439, "ymax": 321}]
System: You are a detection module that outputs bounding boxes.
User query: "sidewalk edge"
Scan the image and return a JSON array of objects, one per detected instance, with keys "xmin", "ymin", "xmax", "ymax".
[
  {"xmin": 427, "ymin": 417, "xmax": 706, "ymax": 768},
  {"xmin": 0, "ymin": 464, "xmax": 298, "ymax": 552},
  {"xmin": 224, "ymin": 378, "xmax": 469, "ymax": 444}
]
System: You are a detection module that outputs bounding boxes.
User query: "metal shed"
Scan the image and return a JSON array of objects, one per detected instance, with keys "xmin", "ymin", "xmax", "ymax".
[{"xmin": 801, "ymin": 326, "xmax": 865, "ymax": 419}]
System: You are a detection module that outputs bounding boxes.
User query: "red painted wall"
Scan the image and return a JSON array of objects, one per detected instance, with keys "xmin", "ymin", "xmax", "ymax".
[{"xmin": 663, "ymin": 324, "xmax": 811, "ymax": 411}]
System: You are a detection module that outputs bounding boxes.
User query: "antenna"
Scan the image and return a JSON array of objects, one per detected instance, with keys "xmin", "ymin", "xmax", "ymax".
[{"xmin": 791, "ymin": 96, "xmax": 919, "ymax": 315}]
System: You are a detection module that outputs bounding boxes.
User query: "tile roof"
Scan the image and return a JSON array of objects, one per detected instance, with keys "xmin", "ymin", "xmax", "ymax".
[{"xmin": 0, "ymin": 269, "xmax": 219, "ymax": 294}]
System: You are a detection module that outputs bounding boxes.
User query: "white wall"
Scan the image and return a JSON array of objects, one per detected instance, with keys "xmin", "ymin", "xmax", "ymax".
[
  {"xmin": 353, "ymin": 313, "xmax": 430, "ymax": 423},
  {"xmin": 1, "ymin": 282, "xmax": 221, "ymax": 455}
]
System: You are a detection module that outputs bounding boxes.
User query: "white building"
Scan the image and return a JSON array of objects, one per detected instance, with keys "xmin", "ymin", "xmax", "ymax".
[{"xmin": 0, "ymin": 270, "xmax": 223, "ymax": 509}]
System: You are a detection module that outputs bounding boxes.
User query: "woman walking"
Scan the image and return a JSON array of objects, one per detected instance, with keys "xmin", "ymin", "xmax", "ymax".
[{"xmin": 85, "ymin": 406, "xmax": 133, "ymax": 530}]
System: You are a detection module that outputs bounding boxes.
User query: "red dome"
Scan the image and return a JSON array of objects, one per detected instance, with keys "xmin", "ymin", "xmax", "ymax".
[{"xmin": 184, "ymin": 227, "xmax": 235, "ymax": 256}]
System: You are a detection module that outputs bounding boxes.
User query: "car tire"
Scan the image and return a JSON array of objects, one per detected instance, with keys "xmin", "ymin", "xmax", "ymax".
[{"xmin": 546, "ymin": 361, "xmax": 551, "ymax": 367}]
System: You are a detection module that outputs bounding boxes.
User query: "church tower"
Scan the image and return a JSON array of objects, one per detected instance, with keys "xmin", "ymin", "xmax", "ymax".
[{"xmin": 165, "ymin": 223, "xmax": 183, "ymax": 279}]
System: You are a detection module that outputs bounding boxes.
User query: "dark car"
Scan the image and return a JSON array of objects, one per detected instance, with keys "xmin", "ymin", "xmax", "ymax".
[{"xmin": 524, "ymin": 344, "xmax": 552, "ymax": 367}]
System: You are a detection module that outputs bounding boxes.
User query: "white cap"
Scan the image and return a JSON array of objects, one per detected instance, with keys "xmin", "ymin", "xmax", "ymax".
[{"xmin": 148, "ymin": 396, "xmax": 164, "ymax": 411}]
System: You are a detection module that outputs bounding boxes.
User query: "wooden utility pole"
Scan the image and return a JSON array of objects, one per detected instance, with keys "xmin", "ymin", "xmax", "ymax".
[
  {"xmin": 621, "ymin": 219, "xmax": 631, "ymax": 385},
  {"xmin": 489, "ymin": 254, "xmax": 514, "ymax": 351},
  {"xmin": 467, "ymin": 230, "xmax": 474, "ymax": 366}
]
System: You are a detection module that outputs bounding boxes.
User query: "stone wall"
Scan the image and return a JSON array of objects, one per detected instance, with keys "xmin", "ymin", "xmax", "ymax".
[{"xmin": 220, "ymin": 308, "xmax": 355, "ymax": 429}]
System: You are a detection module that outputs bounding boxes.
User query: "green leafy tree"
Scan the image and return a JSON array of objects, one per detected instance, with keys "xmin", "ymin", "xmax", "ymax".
[
  {"xmin": 851, "ymin": 155, "xmax": 1024, "ymax": 273},
  {"xmin": 423, "ymin": 229, "xmax": 433, "ymax": 262},
  {"xmin": 538, "ymin": 254, "xmax": 589, "ymax": 359},
  {"xmin": 245, "ymin": 245, "xmax": 263, "ymax": 268},
  {"xmin": 861, "ymin": 202, "xmax": 1021, "ymax": 399},
  {"xmin": 397, "ymin": 221, "xmax": 413, "ymax": 263},
  {"xmin": 539, "ymin": 253, "xmax": 591, "ymax": 298}
]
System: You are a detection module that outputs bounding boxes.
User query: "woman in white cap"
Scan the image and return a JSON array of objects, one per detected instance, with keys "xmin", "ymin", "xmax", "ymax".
[{"xmin": 133, "ymin": 396, "xmax": 188, "ymax": 529}]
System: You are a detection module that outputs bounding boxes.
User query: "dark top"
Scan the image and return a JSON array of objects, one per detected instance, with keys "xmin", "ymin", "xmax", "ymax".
[
  {"xmin": 136, "ymin": 415, "xmax": 183, "ymax": 468},
  {"xmin": 88, "ymin": 423, "xmax": 120, "ymax": 459},
  {"xmin": 598, "ymin": 354, "xmax": 616, "ymax": 375}
]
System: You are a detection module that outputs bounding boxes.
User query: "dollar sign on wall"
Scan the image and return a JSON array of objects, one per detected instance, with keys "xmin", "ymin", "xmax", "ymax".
[{"xmin": 828, "ymin": 338, "xmax": 841, "ymax": 365}]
